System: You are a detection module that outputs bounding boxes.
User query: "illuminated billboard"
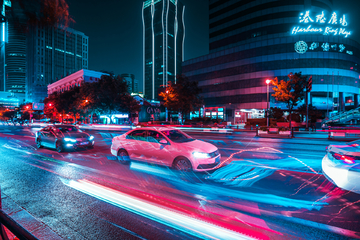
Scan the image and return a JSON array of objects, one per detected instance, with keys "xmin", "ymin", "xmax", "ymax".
[
  {"xmin": 32, "ymin": 103, "xmax": 44, "ymax": 110},
  {"xmin": 291, "ymin": 11, "xmax": 351, "ymax": 38}
]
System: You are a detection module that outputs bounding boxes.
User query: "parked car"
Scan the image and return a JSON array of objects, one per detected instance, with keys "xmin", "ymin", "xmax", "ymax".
[
  {"xmin": 323, "ymin": 140, "xmax": 360, "ymax": 193},
  {"xmin": 111, "ymin": 127, "xmax": 221, "ymax": 171},
  {"xmin": 35, "ymin": 125, "xmax": 95, "ymax": 152}
]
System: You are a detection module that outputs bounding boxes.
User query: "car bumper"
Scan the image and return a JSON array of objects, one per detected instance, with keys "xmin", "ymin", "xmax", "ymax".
[
  {"xmin": 111, "ymin": 147, "xmax": 117, "ymax": 156},
  {"xmin": 322, "ymin": 154, "xmax": 360, "ymax": 193},
  {"xmin": 65, "ymin": 140, "xmax": 94, "ymax": 149},
  {"xmin": 194, "ymin": 155, "xmax": 221, "ymax": 172}
]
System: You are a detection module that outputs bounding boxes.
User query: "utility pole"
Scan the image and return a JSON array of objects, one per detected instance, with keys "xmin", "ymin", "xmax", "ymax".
[{"xmin": 306, "ymin": 76, "xmax": 312, "ymax": 131}]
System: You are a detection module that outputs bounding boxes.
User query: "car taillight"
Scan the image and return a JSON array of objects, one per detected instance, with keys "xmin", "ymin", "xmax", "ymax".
[
  {"xmin": 351, "ymin": 143, "xmax": 360, "ymax": 147},
  {"xmin": 331, "ymin": 152, "xmax": 356, "ymax": 164}
]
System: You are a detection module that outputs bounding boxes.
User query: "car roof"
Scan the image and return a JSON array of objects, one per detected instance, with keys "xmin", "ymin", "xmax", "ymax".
[{"xmin": 133, "ymin": 127, "xmax": 176, "ymax": 132}]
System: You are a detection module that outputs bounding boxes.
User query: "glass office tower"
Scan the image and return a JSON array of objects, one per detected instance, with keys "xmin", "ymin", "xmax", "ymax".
[{"xmin": 142, "ymin": 0, "xmax": 185, "ymax": 100}]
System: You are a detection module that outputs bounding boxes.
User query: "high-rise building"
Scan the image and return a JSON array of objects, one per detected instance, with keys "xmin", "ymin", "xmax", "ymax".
[
  {"xmin": 1, "ymin": 0, "xmax": 26, "ymax": 95},
  {"xmin": 142, "ymin": 0, "xmax": 185, "ymax": 100},
  {"xmin": 26, "ymin": 26, "xmax": 89, "ymax": 103},
  {"xmin": 183, "ymin": 0, "xmax": 360, "ymax": 122},
  {"xmin": 0, "ymin": 0, "xmax": 88, "ymax": 103},
  {"xmin": 121, "ymin": 73, "xmax": 139, "ymax": 93}
]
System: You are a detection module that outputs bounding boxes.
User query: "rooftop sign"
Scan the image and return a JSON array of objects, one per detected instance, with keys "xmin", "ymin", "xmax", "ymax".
[{"xmin": 291, "ymin": 11, "xmax": 351, "ymax": 38}]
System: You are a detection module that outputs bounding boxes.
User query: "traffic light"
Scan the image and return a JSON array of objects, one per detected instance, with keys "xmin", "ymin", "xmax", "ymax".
[{"xmin": 307, "ymin": 76, "xmax": 312, "ymax": 92}]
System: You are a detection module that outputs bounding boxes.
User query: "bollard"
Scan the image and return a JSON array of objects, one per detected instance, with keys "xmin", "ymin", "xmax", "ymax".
[
  {"xmin": 255, "ymin": 126, "xmax": 258, "ymax": 137},
  {"xmin": 291, "ymin": 127, "xmax": 294, "ymax": 138},
  {"xmin": 328, "ymin": 126, "xmax": 331, "ymax": 139}
]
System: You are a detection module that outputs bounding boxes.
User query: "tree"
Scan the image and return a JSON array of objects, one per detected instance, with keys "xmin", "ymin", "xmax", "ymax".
[
  {"xmin": 159, "ymin": 74, "xmax": 203, "ymax": 124},
  {"xmin": 297, "ymin": 103, "xmax": 323, "ymax": 123},
  {"xmin": 6, "ymin": 0, "xmax": 74, "ymax": 32},
  {"xmin": 58, "ymin": 86, "xmax": 81, "ymax": 122},
  {"xmin": 44, "ymin": 92, "xmax": 60, "ymax": 120},
  {"xmin": 268, "ymin": 107, "xmax": 284, "ymax": 121},
  {"xmin": 120, "ymin": 94, "xmax": 141, "ymax": 124},
  {"xmin": 272, "ymin": 72, "xmax": 308, "ymax": 129},
  {"xmin": 78, "ymin": 74, "xmax": 129, "ymax": 124}
]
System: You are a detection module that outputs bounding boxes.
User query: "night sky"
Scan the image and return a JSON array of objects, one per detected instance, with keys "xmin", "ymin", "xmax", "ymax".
[{"xmin": 66, "ymin": 0, "xmax": 359, "ymax": 92}]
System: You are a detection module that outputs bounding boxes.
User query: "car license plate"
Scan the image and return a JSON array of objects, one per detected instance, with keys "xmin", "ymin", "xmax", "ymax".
[
  {"xmin": 215, "ymin": 156, "xmax": 220, "ymax": 163},
  {"xmin": 80, "ymin": 142, "xmax": 88, "ymax": 145}
]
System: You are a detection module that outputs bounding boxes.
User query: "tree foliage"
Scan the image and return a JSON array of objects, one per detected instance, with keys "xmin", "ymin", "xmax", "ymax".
[
  {"xmin": 43, "ymin": 74, "xmax": 141, "ymax": 124},
  {"xmin": 297, "ymin": 103, "xmax": 323, "ymax": 123},
  {"xmin": 272, "ymin": 72, "xmax": 308, "ymax": 128},
  {"xmin": 6, "ymin": 0, "xmax": 74, "ymax": 32},
  {"xmin": 159, "ymin": 75, "xmax": 203, "ymax": 123},
  {"xmin": 268, "ymin": 107, "xmax": 284, "ymax": 120}
]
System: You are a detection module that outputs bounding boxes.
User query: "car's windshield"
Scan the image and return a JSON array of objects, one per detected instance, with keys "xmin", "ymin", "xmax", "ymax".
[
  {"xmin": 54, "ymin": 126, "xmax": 80, "ymax": 133},
  {"xmin": 161, "ymin": 130, "xmax": 194, "ymax": 143}
]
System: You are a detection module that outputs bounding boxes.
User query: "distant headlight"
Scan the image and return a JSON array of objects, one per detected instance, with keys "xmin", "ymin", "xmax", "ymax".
[
  {"xmin": 192, "ymin": 152, "xmax": 210, "ymax": 158},
  {"xmin": 89, "ymin": 135, "xmax": 94, "ymax": 141},
  {"xmin": 64, "ymin": 138, "xmax": 76, "ymax": 142}
]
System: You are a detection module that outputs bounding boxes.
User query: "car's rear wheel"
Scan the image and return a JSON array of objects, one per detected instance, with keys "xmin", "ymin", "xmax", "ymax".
[
  {"xmin": 56, "ymin": 141, "xmax": 63, "ymax": 153},
  {"xmin": 117, "ymin": 149, "xmax": 130, "ymax": 165},
  {"xmin": 36, "ymin": 138, "xmax": 43, "ymax": 148},
  {"xmin": 173, "ymin": 157, "xmax": 192, "ymax": 172}
]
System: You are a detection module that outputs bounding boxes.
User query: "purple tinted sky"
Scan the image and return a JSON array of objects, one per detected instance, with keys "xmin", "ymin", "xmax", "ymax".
[{"xmin": 66, "ymin": 0, "xmax": 359, "ymax": 91}]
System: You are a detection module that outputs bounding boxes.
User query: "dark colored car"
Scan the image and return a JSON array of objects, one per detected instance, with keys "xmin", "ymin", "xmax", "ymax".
[{"xmin": 35, "ymin": 125, "xmax": 95, "ymax": 152}]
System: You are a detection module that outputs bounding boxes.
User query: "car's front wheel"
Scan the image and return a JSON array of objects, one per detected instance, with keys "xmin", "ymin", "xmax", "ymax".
[
  {"xmin": 117, "ymin": 149, "xmax": 130, "ymax": 165},
  {"xmin": 173, "ymin": 157, "xmax": 192, "ymax": 172},
  {"xmin": 56, "ymin": 141, "xmax": 63, "ymax": 153},
  {"xmin": 36, "ymin": 138, "xmax": 43, "ymax": 148}
]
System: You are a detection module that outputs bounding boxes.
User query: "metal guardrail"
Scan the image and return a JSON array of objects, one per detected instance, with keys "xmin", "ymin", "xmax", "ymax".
[
  {"xmin": 323, "ymin": 107, "xmax": 360, "ymax": 125},
  {"xmin": 0, "ymin": 187, "xmax": 38, "ymax": 240}
]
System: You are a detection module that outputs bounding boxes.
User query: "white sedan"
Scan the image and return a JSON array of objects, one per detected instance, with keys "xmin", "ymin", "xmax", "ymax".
[
  {"xmin": 111, "ymin": 127, "xmax": 221, "ymax": 171},
  {"xmin": 322, "ymin": 140, "xmax": 360, "ymax": 193}
]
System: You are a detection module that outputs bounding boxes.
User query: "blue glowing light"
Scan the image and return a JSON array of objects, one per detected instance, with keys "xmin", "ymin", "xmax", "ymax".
[
  {"xmin": 316, "ymin": 11, "xmax": 326, "ymax": 23},
  {"xmin": 340, "ymin": 14, "xmax": 348, "ymax": 26},
  {"xmin": 339, "ymin": 44, "xmax": 346, "ymax": 52},
  {"xmin": 299, "ymin": 11, "xmax": 314, "ymax": 23},
  {"xmin": 294, "ymin": 41, "xmax": 308, "ymax": 54},
  {"xmin": 321, "ymin": 43, "xmax": 330, "ymax": 51},
  {"xmin": 328, "ymin": 12, "xmax": 338, "ymax": 25},
  {"xmin": 309, "ymin": 42, "xmax": 319, "ymax": 50},
  {"xmin": 291, "ymin": 11, "xmax": 352, "ymax": 38}
]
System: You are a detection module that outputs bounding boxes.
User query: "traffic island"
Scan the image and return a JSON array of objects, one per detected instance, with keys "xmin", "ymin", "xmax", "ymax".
[{"xmin": 256, "ymin": 127, "xmax": 293, "ymax": 138}]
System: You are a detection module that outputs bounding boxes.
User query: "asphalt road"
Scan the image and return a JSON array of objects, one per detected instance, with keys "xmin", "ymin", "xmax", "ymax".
[{"xmin": 0, "ymin": 126, "xmax": 359, "ymax": 240}]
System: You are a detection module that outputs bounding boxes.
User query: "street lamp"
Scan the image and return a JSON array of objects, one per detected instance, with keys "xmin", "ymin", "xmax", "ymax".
[{"xmin": 266, "ymin": 79, "xmax": 272, "ymax": 127}]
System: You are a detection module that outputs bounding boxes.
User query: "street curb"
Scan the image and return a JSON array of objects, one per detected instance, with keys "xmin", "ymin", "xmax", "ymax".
[{"xmin": 1, "ymin": 193, "xmax": 63, "ymax": 240}]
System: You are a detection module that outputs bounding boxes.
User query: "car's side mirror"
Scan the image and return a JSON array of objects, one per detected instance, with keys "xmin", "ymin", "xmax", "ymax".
[{"xmin": 159, "ymin": 139, "xmax": 168, "ymax": 144}]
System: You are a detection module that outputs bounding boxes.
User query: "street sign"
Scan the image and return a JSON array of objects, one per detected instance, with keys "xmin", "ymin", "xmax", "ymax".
[{"xmin": 33, "ymin": 103, "xmax": 44, "ymax": 110}]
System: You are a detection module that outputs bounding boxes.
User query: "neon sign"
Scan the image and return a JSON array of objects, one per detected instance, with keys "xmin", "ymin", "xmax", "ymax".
[
  {"xmin": 292, "ymin": 11, "xmax": 351, "ymax": 38},
  {"xmin": 295, "ymin": 41, "xmax": 353, "ymax": 55}
]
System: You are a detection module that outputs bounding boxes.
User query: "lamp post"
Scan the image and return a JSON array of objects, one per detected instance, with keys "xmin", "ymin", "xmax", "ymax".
[{"xmin": 266, "ymin": 79, "xmax": 271, "ymax": 127}]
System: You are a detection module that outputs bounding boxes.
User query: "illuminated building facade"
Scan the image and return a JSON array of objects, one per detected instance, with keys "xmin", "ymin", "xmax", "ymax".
[
  {"xmin": 182, "ymin": 0, "xmax": 360, "ymax": 122},
  {"xmin": 47, "ymin": 69, "xmax": 105, "ymax": 95},
  {"xmin": 142, "ymin": 0, "xmax": 185, "ymax": 100},
  {"xmin": 0, "ymin": 0, "xmax": 27, "ymax": 94},
  {"xmin": 0, "ymin": 1, "xmax": 88, "ymax": 103},
  {"xmin": 27, "ymin": 26, "xmax": 89, "ymax": 103}
]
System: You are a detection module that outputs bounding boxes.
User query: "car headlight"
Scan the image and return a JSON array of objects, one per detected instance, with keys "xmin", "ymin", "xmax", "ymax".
[
  {"xmin": 89, "ymin": 135, "xmax": 94, "ymax": 141},
  {"xmin": 192, "ymin": 152, "xmax": 210, "ymax": 158},
  {"xmin": 64, "ymin": 138, "xmax": 76, "ymax": 142}
]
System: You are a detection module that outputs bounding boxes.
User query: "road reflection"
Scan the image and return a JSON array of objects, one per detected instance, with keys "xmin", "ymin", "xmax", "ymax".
[{"xmin": 3, "ymin": 135, "xmax": 360, "ymax": 239}]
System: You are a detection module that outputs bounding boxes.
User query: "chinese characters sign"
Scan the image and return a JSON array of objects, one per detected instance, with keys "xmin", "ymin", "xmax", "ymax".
[
  {"xmin": 295, "ymin": 40, "xmax": 353, "ymax": 55},
  {"xmin": 291, "ymin": 11, "xmax": 351, "ymax": 38}
]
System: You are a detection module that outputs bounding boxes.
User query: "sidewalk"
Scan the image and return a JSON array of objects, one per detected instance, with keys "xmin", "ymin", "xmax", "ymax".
[{"xmin": 1, "ymin": 191, "xmax": 62, "ymax": 240}]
